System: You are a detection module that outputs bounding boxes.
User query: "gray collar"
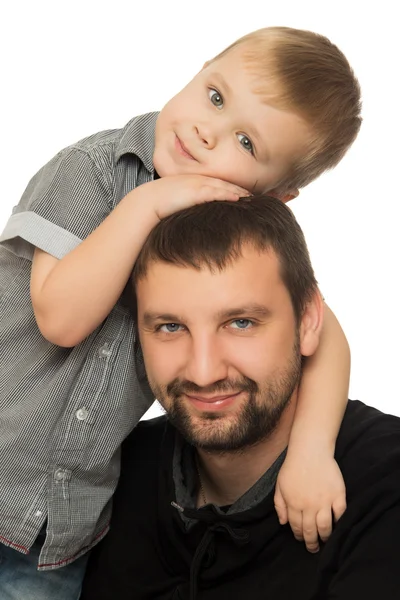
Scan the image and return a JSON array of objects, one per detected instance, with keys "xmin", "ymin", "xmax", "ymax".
[
  {"xmin": 172, "ymin": 431, "xmax": 286, "ymax": 525},
  {"xmin": 115, "ymin": 111, "xmax": 159, "ymax": 173}
]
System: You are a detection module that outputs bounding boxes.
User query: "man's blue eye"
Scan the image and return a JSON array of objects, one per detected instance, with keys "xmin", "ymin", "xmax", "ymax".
[
  {"xmin": 160, "ymin": 323, "xmax": 181, "ymax": 333},
  {"xmin": 231, "ymin": 319, "xmax": 253, "ymax": 329}
]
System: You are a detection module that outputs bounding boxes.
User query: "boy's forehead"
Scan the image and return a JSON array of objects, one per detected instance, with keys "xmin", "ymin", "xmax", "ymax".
[{"xmin": 206, "ymin": 43, "xmax": 276, "ymax": 95}]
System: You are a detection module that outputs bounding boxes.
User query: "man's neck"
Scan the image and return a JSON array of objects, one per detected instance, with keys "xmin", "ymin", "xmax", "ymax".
[{"xmin": 196, "ymin": 398, "xmax": 296, "ymax": 507}]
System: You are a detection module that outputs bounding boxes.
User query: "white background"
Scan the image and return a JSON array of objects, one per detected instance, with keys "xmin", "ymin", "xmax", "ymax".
[{"xmin": 1, "ymin": 1, "xmax": 398, "ymax": 418}]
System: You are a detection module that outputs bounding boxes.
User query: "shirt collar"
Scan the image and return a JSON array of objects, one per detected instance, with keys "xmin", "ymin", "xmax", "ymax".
[
  {"xmin": 172, "ymin": 426, "xmax": 286, "ymax": 520},
  {"xmin": 115, "ymin": 111, "xmax": 159, "ymax": 173}
]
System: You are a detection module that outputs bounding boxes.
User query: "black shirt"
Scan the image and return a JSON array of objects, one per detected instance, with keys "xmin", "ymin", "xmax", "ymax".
[{"xmin": 81, "ymin": 400, "xmax": 400, "ymax": 599}]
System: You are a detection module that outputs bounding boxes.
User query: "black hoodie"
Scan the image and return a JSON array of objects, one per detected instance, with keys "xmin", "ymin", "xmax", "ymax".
[{"xmin": 81, "ymin": 400, "xmax": 400, "ymax": 599}]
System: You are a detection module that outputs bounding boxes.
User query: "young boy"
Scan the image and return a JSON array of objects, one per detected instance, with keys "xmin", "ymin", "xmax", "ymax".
[{"xmin": 0, "ymin": 26, "xmax": 361, "ymax": 599}]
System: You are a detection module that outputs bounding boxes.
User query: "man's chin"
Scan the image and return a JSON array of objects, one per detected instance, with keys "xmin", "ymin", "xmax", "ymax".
[{"xmin": 170, "ymin": 412, "xmax": 251, "ymax": 453}]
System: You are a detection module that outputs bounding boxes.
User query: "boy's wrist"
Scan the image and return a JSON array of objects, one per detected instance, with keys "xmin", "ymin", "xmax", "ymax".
[
  {"xmin": 287, "ymin": 434, "xmax": 336, "ymax": 457},
  {"xmin": 123, "ymin": 186, "xmax": 160, "ymax": 228}
]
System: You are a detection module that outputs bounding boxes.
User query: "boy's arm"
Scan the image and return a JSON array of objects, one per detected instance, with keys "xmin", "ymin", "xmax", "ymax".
[
  {"xmin": 30, "ymin": 175, "xmax": 248, "ymax": 347},
  {"xmin": 274, "ymin": 303, "xmax": 349, "ymax": 552}
]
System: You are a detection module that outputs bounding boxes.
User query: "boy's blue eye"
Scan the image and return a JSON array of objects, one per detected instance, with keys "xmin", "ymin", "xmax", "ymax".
[
  {"xmin": 237, "ymin": 134, "xmax": 254, "ymax": 154},
  {"xmin": 208, "ymin": 88, "xmax": 224, "ymax": 109}
]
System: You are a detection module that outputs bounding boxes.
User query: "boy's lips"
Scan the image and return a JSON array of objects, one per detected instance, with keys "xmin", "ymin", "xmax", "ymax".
[{"xmin": 175, "ymin": 135, "xmax": 197, "ymax": 161}]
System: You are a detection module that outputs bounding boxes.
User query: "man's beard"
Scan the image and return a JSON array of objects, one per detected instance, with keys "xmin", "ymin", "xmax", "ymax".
[{"xmin": 151, "ymin": 336, "xmax": 302, "ymax": 453}]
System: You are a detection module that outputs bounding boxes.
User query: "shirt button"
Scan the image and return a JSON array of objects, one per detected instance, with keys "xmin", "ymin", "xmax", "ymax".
[
  {"xmin": 76, "ymin": 407, "xmax": 89, "ymax": 421},
  {"xmin": 54, "ymin": 469, "xmax": 66, "ymax": 482},
  {"xmin": 34, "ymin": 510, "xmax": 43, "ymax": 517},
  {"xmin": 98, "ymin": 343, "xmax": 112, "ymax": 358}
]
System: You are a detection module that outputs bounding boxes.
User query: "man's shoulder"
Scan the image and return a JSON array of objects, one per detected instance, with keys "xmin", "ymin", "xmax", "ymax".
[
  {"xmin": 133, "ymin": 414, "xmax": 168, "ymax": 437},
  {"xmin": 122, "ymin": 415, "xmax": 169, "ymax": 461},
  {"xmin": 340, "ymin": 400, "xmax": 400, "ymax": 446},
  {"xmin": 338, "ymin": 400, "xmax": 400, "ymax": 493}
]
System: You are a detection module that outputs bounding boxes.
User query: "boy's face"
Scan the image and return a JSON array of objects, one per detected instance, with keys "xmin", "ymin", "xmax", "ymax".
[{"xmin": 153, "ymin": 45, "xmax": 312, "ymax": 200}]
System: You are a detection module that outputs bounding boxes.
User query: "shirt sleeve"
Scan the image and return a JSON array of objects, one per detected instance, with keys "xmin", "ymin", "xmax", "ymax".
[{"xmin": 0, "ymin": 146, "xmax": 112, "ymax": 261}]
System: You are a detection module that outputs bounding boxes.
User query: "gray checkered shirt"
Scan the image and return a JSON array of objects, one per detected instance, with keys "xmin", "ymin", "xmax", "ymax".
[{"xmin": 0, "ymin": 112, "xmax": 158, "ymax": 570}]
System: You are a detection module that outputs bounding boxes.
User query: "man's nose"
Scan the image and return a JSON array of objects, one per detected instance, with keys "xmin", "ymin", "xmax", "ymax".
[
  {"xmin": 194, "ymin": 124, "xmax": 217, "ymax": 149},
  {"xmin": 184, "ymin": 335, "xmax": 228, "ymax": 388}
]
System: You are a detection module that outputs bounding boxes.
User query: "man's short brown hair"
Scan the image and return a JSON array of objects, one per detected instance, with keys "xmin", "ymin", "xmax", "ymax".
[{"xmin": 133, "ymin": 196, "xmax": 318, "ymax": 323}]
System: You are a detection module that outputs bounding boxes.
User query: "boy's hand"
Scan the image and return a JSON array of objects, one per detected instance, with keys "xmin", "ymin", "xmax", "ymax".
[
  {"xmin": 133, "ymin": 175, "xmax": 251, "ymax": 221},
  {"xmin": 274, "ymin": 451, "xmax": 347, "ymax": 553}
]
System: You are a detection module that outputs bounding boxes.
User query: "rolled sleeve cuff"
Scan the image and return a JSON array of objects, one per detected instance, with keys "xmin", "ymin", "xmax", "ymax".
[{"xmin": 0, "ymin": 211, "xmax": 82, "ymax": 261}]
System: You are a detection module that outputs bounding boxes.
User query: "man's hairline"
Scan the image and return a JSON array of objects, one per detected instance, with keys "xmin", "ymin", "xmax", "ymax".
[{"xmin": 132, "ymin": 243, "xmax": 278, "ymax": 287}]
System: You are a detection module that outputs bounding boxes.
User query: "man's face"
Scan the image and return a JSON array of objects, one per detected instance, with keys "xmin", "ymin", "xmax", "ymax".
[
  {"xmin": 136, "ymin": 246, "xmax": 311, "ymax": 452},
  {"xmin": 153, "ymin": 45, "xmax": 312, "ymax": 198}
]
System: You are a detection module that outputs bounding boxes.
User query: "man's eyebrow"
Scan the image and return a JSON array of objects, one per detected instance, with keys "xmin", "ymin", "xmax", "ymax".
[
  {"xmin": 142, "ymin": 304, "xmax": 272, "ymax": 327},
  {"xmin": 216, "ymin": 304, "xmax": 272, "ymax": 320},
  {"xmin": 142, "ymin": 312, "xmax": 182, "ymax": 327}
]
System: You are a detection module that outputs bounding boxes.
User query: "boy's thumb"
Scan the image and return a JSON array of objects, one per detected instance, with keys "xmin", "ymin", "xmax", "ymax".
[{"xmin": 274, "ymin": 485, "xmax": 289, "ymax": 525}]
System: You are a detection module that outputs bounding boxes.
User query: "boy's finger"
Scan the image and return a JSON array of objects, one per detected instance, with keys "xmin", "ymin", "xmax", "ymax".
[
  {"xmin": 224, "ymin": 182, "xmax": 251, "ymax": 196},
  {"xmin": 274, "ymin": 488, "xmax": 288, "ymax": 524},
  {"xmin": 200, "ymin": 187, "xmax": 240, "ymax": 202},
  {"xmin": 316, "ymin": 508, "xmax": 333, "ymax": 542},
  {"xmin": 332, "ymin": 496, "xmax": 347, "ymax": 522},
  {"xmin": 302, "ymin": 512, "xmax": 320, "ymax": 553},
  {"xmin": 206, "ymin": 177, "xmax": 251, "ymax": 196},
  {"xmin": 287, "ymin": 508, "xmax": 304, "ymax": 541}
]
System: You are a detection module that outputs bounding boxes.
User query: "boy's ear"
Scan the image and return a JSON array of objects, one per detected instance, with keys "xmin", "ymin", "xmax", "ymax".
[
  {"xmin": 299, "ymin": 290, "xmax": 324, "ymax": 358},
  {"xmin": 269, "ymin": 188, "xmax": 299, "ymax": 204},
  {"xmin": 280, "ymin": 189, "xmax": 299, "ymax": 204}
]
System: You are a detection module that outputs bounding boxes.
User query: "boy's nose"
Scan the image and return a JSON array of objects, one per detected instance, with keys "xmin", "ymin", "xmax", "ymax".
[{"xmin": 194, "ymin": 124, "xmax": 216, "ymax": 149}]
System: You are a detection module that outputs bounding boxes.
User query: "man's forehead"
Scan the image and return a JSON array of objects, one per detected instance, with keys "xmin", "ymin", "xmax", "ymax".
[
  {"xmin": 135, "ymin": 247, "xmax": 289, "ymax": 315},
  {"xmin": 137, "ymin": 245, "xmax": 280, "ymax": 283}
]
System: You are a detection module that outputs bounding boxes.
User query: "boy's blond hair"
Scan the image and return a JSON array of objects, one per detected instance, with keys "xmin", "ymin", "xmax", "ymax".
[{"xmin": 212, "ymin": 27, "xmax": 362, "ymax": 193}]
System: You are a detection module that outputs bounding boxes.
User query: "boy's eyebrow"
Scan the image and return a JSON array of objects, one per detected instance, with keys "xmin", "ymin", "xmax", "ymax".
[
  {"xmin": 211, "ymin": 71, "xmax": 233, "ymax": 97},
  {"xmin": 247, "ymin": 125, "xmax": 270, "ymax": 161},
  {"xmin": 210, "ymin": 71, "xmax": 271, "ymax": 162}
]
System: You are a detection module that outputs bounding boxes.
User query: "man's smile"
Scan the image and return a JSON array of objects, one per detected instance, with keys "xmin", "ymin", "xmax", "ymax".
[{"xmin": 183, "ymin": 390, "xmax": 244, "ymax": 412}]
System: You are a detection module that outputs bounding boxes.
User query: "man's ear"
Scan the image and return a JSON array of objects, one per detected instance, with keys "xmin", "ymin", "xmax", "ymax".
[
  {"xmin": 268, "ymin": 188, "xmax": 299, "ymax": 204},
  {"xmin": 299, "ymin": 290, "xmax": 324, "ymax": 357}
]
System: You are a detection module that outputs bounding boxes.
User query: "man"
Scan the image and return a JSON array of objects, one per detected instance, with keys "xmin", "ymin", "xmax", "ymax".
[{"xmin": 81, "ymin": 197, "xmax": 400, "ymax": 599}]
